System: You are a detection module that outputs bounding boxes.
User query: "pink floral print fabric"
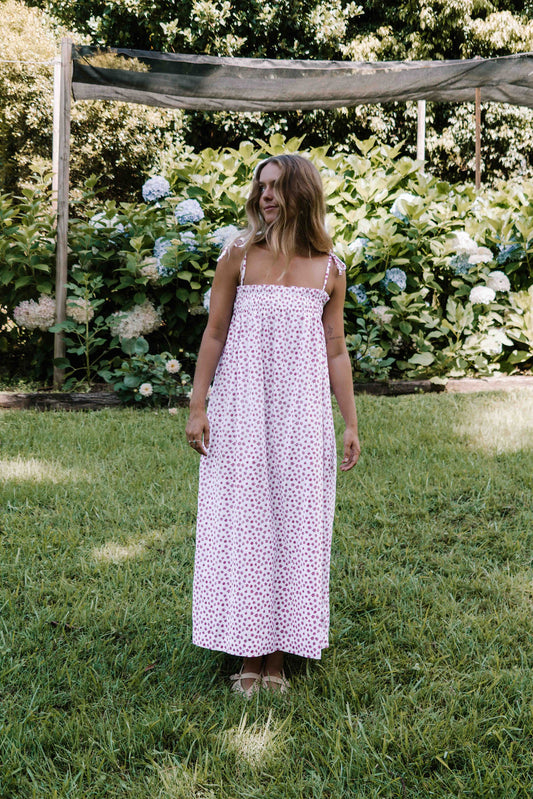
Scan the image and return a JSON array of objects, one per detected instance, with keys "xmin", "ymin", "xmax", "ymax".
[{"xmin": 193, "ymin": 253, "xmax": 346, "ymax": 659}]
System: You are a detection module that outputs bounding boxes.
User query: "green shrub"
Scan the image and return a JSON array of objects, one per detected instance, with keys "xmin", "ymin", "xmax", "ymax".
[
  {"xmin": 98, "ymin": 336, "xmax": 193, "ymax": 406},
  {"xmin": 1, "ymin": 136, "xmax": 532, "ymax": 388}
]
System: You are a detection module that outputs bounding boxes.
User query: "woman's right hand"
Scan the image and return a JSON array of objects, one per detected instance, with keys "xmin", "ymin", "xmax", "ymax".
[{"xmin": 185, "ymin": 410, "xmax": 210, "ymax": 456}]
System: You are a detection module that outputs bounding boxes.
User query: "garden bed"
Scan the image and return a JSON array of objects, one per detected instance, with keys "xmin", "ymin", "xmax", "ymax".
[{"xmin": 1, "ymin": 375, "xmax": 532, "ymax": 410}]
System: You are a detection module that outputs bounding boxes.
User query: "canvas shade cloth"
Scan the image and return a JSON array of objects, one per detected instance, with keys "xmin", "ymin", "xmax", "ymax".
[{"xmin": 72, "ymin": 46, "xmax": 533, "ymax": 110}]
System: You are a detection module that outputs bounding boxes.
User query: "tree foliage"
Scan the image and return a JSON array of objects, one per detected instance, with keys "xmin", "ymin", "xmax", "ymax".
[
  {"xmin": 4, "ymin": 0, "xmax": 533, "ymax": 194},
  {"xmin": 0, "ymin": 0, "xmax": 185, "ymax": 199}
]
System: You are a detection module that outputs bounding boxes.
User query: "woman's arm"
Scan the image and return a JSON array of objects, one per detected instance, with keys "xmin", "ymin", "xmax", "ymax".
[
  {"xmin": 185, "ymin": 246, "xmax": 242, "ymax": 455},
  {"xmin": 322, "ymin": 270, "xmax": 361, "ymax": 471}
]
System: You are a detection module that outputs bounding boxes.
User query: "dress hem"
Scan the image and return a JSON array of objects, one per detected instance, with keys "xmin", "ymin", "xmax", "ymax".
[{"xmin": 192, "ymin": 639, "xmax": 328, "ymax": 661}]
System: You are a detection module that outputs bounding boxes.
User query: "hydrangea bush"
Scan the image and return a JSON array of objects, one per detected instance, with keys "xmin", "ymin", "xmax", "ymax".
[
  {"xmin": 98, "ymin": 335, "xmax": 193, "ymax": 407},
  {"xmin": 1, "ymin": 136, "xmax": 533, "ymax": 389}
]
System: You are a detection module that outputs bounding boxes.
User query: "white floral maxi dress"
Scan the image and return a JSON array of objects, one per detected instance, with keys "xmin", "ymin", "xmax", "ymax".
[{"xmin": 193, "ymin": 252, "xmax": 346, "ymax": 660}]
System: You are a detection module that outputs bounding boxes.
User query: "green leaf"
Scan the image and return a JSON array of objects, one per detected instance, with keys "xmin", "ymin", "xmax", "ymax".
[
  {"xmin": 53, "ymin": 357, "xmax": 71, "ymax": 368},
  {"xmin": 134, "ymin": 337, "xmax": 149, "ymax": 355},
  {"xmin": 14, "ymin": 276, "xmax": 33, "ymax": 289},
  {"xmin": 408, "ymin": 352, "xmax": 435, "ymax": 366},
  {"xmin": 507, "ymin": 350, "xmax": 531, "ymax": 364}
]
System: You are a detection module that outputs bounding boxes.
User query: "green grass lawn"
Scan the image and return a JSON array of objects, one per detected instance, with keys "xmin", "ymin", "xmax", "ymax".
[{"xmin": 1, "ymin": 391, "xmax": 533, "ymax": 799}]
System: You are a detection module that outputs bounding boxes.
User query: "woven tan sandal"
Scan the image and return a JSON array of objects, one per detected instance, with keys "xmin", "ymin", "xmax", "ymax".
[
  {"xmin": 229, "ymin": 670, "xmax": 262, "ymax": 698},
  {"xmin": 261, "ymin": 671, "xmax": 290, "ymax": 694}
]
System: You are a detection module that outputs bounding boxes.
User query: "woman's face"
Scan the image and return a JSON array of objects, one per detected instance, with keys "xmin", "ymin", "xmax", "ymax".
[{"xmin": 258, "ymin": 162, "xmax": 282, "ymax": 224}]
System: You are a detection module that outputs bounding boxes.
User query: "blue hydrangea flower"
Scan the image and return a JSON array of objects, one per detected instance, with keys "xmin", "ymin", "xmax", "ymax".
[
  {"xmin": 384, "ymin": 268, "xmax": 407, "ymax": 291},
  {"xmin": 203, "ymin": 288, "xmax": 211, "ymax": 312},
  {"xmin": 142, "ymin": 176, "xmax": 171, "ymax": 203},
  {"xmin": 496, "ymin": 241, "xmax": 521, "ymax": 265},
  {"xmin": 180, "ymin": 231, "xmax": 198, "ymax": 253},
  {"xmin": 174, "ymin": 199, "xmax": 204, "ymax": 225},
  {"xmin": 450, "ymin": 253, "xmax": 473, "ymax": 275},
  {"xmin": 211, "ymin": 224, "xmax": 240, "ymax": 249},
  {"xmin": 348, "ymin": 284, "xmax": 368, "ymax": 304},
  {"xmin": 153, "ymin": 237, "xmax": 172, "ymax": 259},
  {"xmin": 153, "ymin": 237, "xmax": 175, "ymax": 276}
]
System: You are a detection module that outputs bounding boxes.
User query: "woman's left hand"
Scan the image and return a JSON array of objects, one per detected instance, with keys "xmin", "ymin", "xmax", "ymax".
[{"xmin": 340, "ymin": 427, "xmax": 361, "ymax": 471}]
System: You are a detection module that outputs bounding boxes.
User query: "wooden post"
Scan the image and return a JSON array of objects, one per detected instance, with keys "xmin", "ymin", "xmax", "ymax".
[
  {"xmin": 51, "ymin": 55, "xmax": 61, "ymax": 215},
  {"xmin": 53, "ymin": 38, "xmax": 72, "ymax": 389},
  {"xmin": 475, "ymin": 88, "xmax": 481, "ymax": 190},
  {"xmin": 416, "ymin": 100, "xmax": 426, "ymax": 163}
]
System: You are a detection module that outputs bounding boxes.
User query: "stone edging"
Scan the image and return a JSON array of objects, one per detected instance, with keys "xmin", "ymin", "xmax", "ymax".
[
  {"xmin": 353, "ymin": 375, "xmax": 533, "ymax": 396},
  {"xmin": 1, "ymin": 375, "xmax": 532, "ymax": 411}
]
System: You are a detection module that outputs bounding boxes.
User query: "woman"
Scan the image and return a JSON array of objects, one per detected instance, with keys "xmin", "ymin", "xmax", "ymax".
[{"xmin": 185, "ymin": 154, "xmax": 360, "ymax": 696}]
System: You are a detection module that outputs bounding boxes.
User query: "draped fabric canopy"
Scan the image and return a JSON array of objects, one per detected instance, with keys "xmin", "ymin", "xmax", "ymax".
[{"xmin": 72, "ymin": 46, "xmax": 533, "ymax": 110}]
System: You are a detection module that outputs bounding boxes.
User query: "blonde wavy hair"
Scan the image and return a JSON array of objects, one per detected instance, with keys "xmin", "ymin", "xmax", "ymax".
[{"xmin": 240, "ymin": 154, "xmax": 333, "ymax": 259}]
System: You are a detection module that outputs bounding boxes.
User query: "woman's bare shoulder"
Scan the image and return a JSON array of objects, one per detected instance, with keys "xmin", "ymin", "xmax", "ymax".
[{"xmin": 218, "ymin": 238, "xmax": 245, "ymax": 270}]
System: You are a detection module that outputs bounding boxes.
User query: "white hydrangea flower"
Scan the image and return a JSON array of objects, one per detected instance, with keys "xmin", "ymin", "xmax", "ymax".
[
  {"xmin": 109, "ymin": 300, "xmax": 162, "ymax": 340},
  {"xmin": 468, "ymin": 246, "xmax": 493, "ymax": 265},
  {"xmin": 174, "ymin": 199, "xmax": 204, "ymax": 225},
  {"xmin": 348, "ymin": 237, "xmax": 369, "ymax": 257},
  {"xmin": 139, "ymin": 257, "xmax": 160, "ymax": 284},
  {"xmin": 448, "ymin": 231, "xmax": 479, "ymax": 255},
  {"xmin": 491, "ymin": 328, "xmax": 513, "ymax": 345},
  {"xmin": 142, "ymin": 175, "xmax": 171, "ymax": 203},
  {"xmin": 13, "ymin": 294, "xmax": 56, "ymax": 331},
  {"xmin": 165, "ymin": 359, "xmax": 181, "ymax": 374},
  {"xmin": 371, "ymin": 305, "xmax": 393, "ymax": 325},
  {"xmin": 479, "ymin": 328, "xmax": 512, "ymax": 355},
  {"xmin": 471, "ymin": 196, "xmax": 489, "ymax": 219},
  {"xmin": 390, "ymin": 193, "xmax": 419, "ymax": 222},
  {"xmin": 139, "ymin": 383, "xmax": 153, "ymax": 397},
  {"xmin": 447, "ymin": 231, "xmax": 493, "ymax": 265},
  {"xmin": 211, "ymin": 224, "xmax": 240, "ymax": 248},
  {"xmin": 469, "ymin": 285, "xmax": 496, "ymax": 305},
  {"xmin": 66, "ymin": 297, "xmax": 95, "ymax": 324},
  {"xmin": 486, "ymin": 271, "xmax": 511, "ymax": 292}
]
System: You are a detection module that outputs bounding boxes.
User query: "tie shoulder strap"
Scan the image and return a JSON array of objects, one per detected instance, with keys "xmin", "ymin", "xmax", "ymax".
[
  {"xmin": 331, "ymin": 253, "xmax": 347, "ymax": 275},
  {"xmin": 322, "ymin": 252, "xmax": 346, "ymax": 290},
  {"xmin": 239, "ymin": 251, "xmax": 247, "ymax": 286}
]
